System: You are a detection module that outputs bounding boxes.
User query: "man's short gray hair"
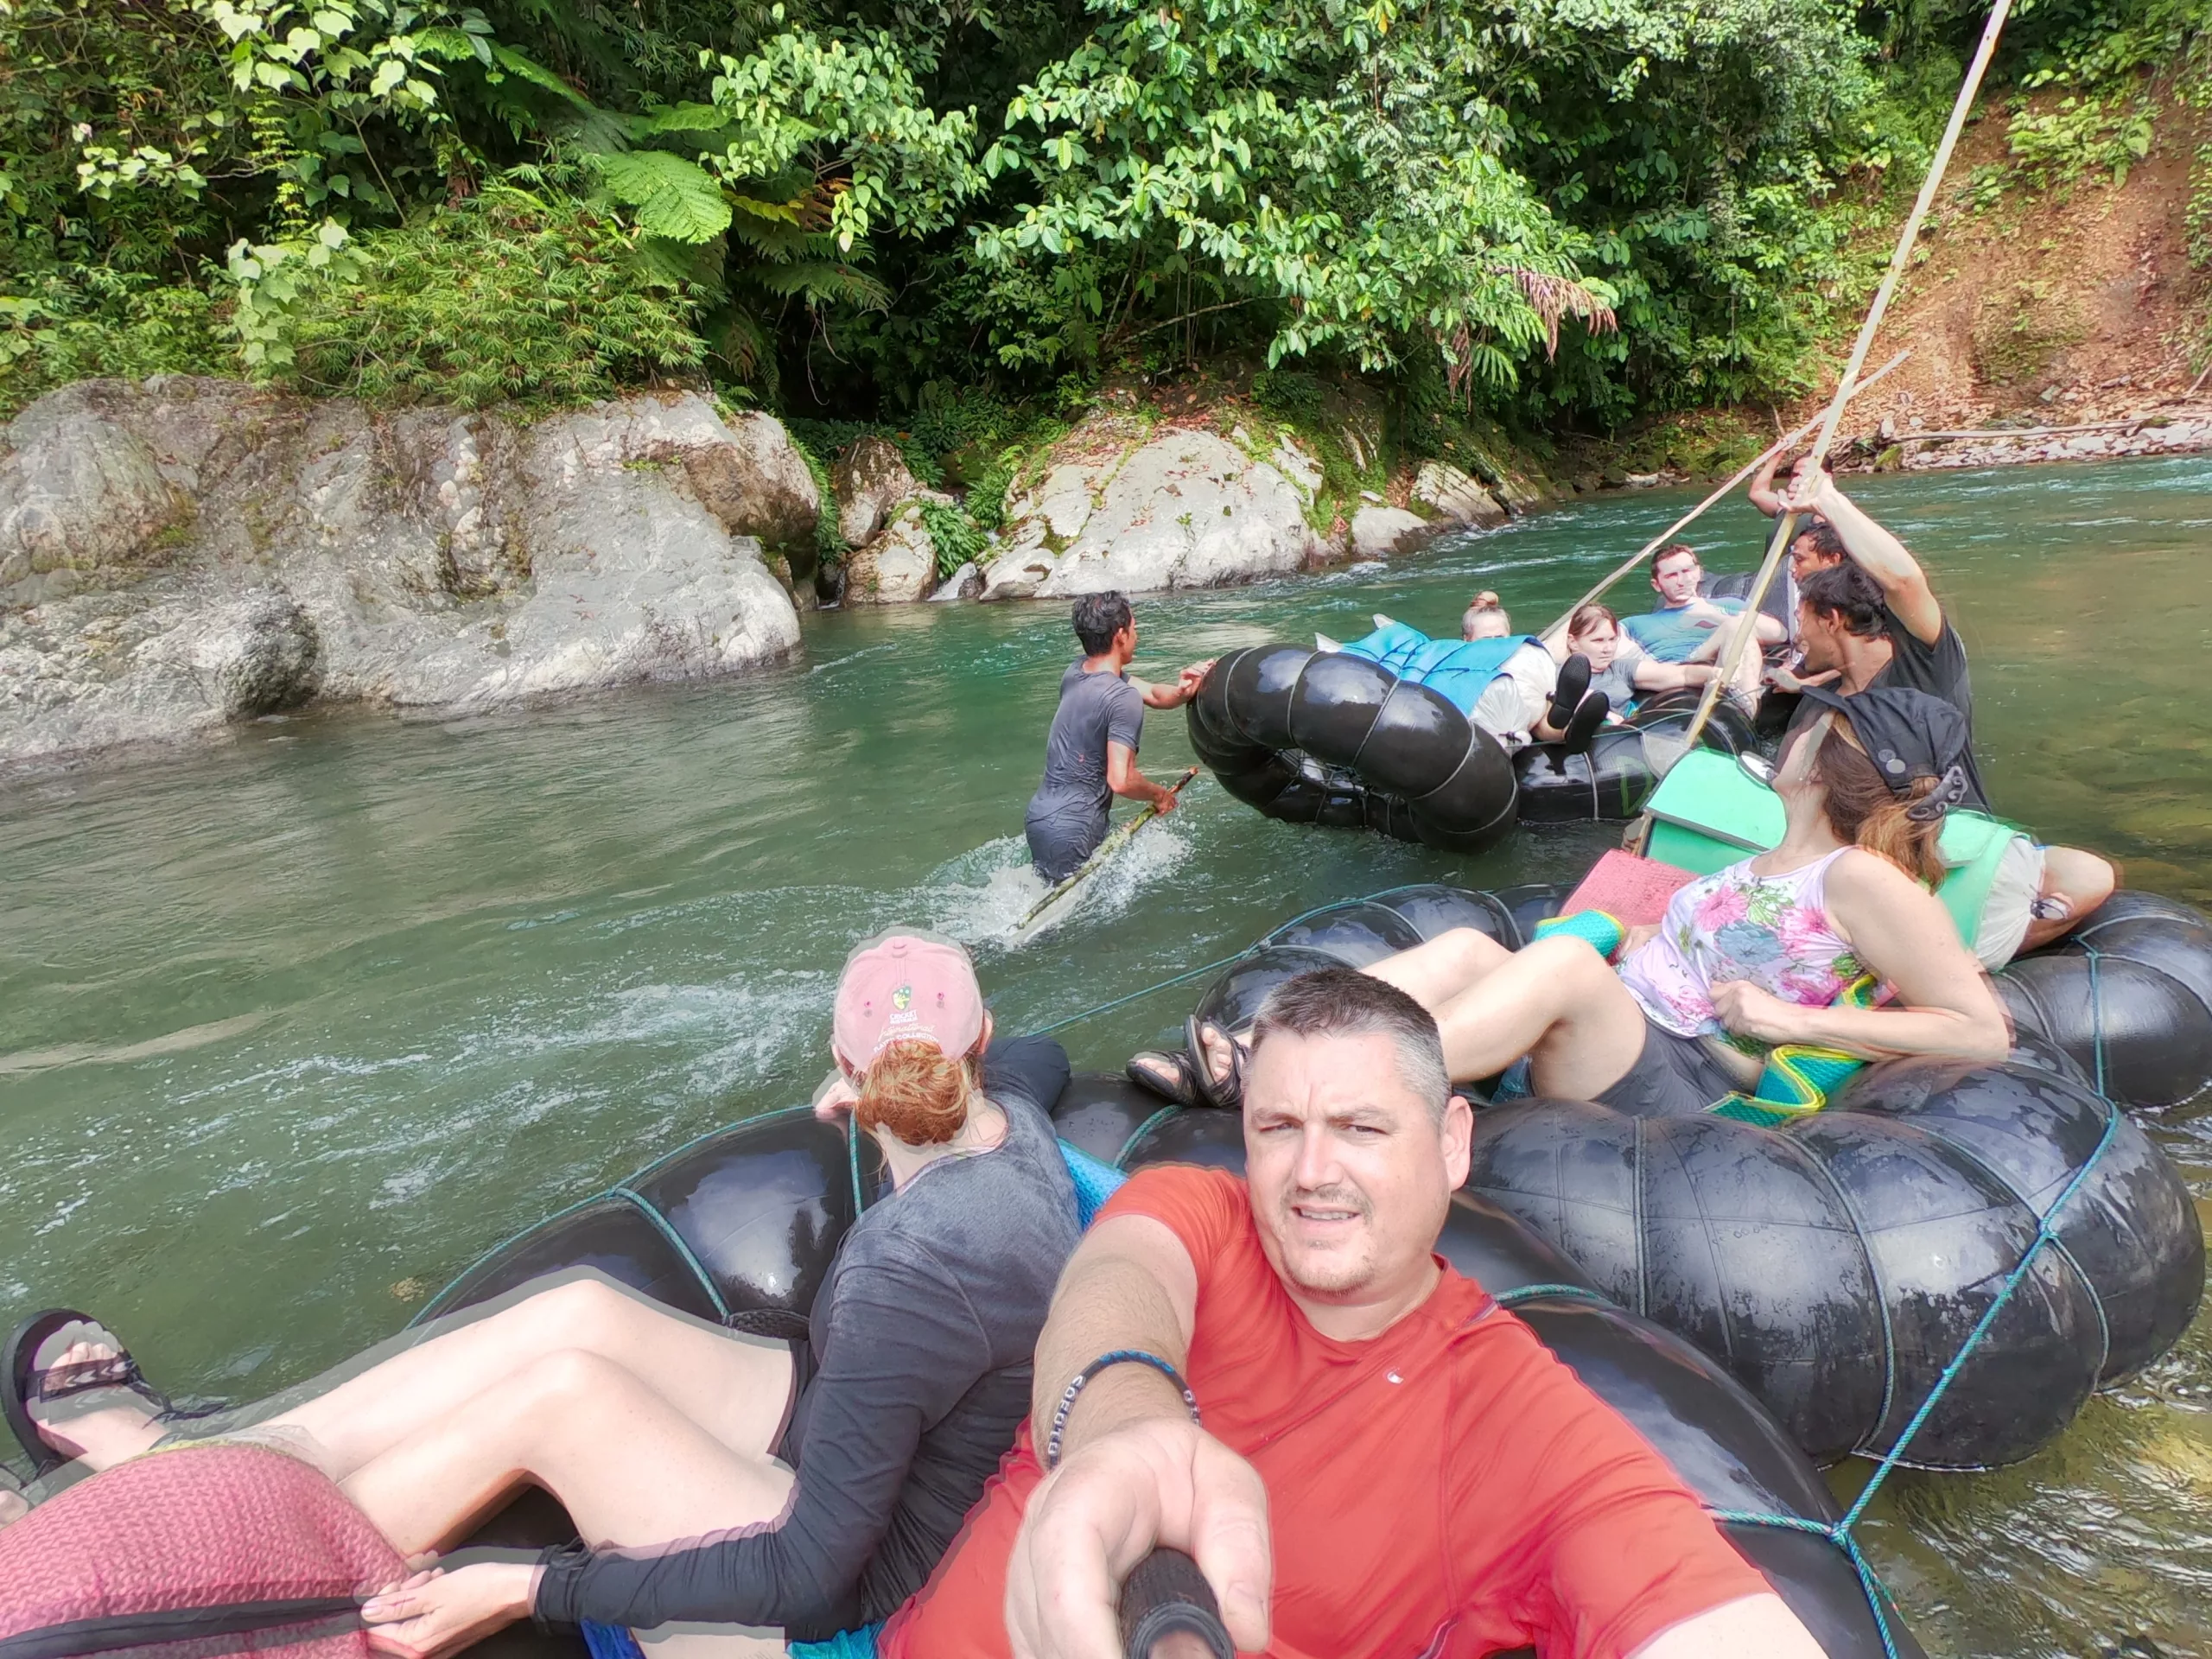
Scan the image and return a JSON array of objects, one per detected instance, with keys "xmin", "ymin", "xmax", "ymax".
[{"xmin": 1249, "ymin": 967, "xmax": 1452, "ymax": 1121}]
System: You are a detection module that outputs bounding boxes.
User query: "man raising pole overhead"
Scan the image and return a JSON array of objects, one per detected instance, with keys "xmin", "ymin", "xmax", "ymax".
[{"xmin": 1024, "ymin": 592, "xmax": 1214, "ymax": 885}]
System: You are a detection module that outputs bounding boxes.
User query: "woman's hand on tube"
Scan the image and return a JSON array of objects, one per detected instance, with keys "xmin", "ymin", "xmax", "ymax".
[
  {"xmin": 813, "ymin": 1071, "xmax": 860, "ymax": 1123},
  {"xmin": 360, "ymin": 1560, "xmax": 537, "ymax": 1659},
  {"xmin": 1709, "ymin": 980, "xmax": 1807, "ymax": 1046},
  {"xmin": 1004, "ymin": 1417, "xmax": 1271, "ymax": 1659}
]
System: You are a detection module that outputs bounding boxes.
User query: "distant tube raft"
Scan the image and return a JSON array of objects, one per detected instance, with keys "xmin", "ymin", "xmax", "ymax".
[
  {"xmin": 1185, "ymin": 646, "xmax": 1757, "ymax": 840},
  {"xmin": 1141, "ymin": 880, "xmax": 2208, "ymax": 1472},
  {"xmin": 1185, "ymin": 645, "xmax": 1521, "ymax": 852}
]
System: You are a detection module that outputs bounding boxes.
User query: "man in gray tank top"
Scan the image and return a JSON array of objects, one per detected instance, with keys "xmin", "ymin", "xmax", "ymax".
[{"xmin": 1024, "ymin": 592, "xmax": 1212, "ymax": 882}]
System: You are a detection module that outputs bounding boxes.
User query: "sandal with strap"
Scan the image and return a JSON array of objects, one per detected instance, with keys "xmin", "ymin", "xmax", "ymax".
[
  {"xmin": 1545, "ymin": 652, "xmax": 1593, "ymax": 733},
  {"xmin": 3, "ymin": 1309, "xmax": 173, "ymax": 1476},
  {"xmin": 1127, "ymin": 1049, "xmax": 1204, "ymax": 1107},
  {"xmin": 1559, "ymin": 689, "xmax": 1611, "ymax": 754},
  {"xmin": 1183, "ymin": 1015, "xmax": 1252, "ymax": 1110}
]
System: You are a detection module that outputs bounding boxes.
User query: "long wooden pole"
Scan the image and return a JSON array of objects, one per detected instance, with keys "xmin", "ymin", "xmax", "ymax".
[
  {"xmin": 1665, "ymin": 0, "xmax": 2015, "ymax": 765},
  {"xmin": 1538, "ymin": 350, "xmax": 1911, "ymax": 646},
  {"xmin": 1015, "ymin": 767, "xmax": 1198, "ymax": 931}
]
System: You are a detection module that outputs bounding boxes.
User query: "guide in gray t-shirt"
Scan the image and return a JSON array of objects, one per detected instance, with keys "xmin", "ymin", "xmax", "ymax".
[{"xmin": 1025, "ymin": 661, "xmax": 1146, "ymax": 880}]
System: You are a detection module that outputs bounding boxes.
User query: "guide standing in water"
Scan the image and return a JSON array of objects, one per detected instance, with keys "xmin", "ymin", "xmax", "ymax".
[{"xmin": 1025, "ymin": 592, "xmax": 1213, "ymax": 882}]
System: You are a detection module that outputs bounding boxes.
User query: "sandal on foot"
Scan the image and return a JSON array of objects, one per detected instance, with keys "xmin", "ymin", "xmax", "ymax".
[
  {"xmin": 3, "ymin": 1309, "xmax": 170, "ymax": 1475},
  {"xmin": 1560, "ymin": 690, "xmax": 1611, "ymax": 754},
  {"xmin": 1545, "ymin": 653, "xmax": 1593, "ymax": 732},
  {"xmin": 1127, "ymin": 1049, "xmax": 1203, "ymax": 1106},
  {"xmin": 1183, "ymin": 1015, "xmax": 1252, "ymax": 1111}
]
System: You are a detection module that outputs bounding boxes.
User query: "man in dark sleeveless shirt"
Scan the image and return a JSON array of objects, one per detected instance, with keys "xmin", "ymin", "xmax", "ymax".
[
  {"xmin": 1023, "ymin": 593, "xmax": 1212, "ymax": 883},
  {"xmin": 1777, "ymin": 461, "xmax": 2115, "ymax": 963}
]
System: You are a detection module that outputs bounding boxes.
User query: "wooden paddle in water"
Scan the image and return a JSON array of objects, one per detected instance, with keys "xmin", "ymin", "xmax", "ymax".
[{"xmin": 1016, "ymin": 767, "xmax": 1199, "ymax": 934}]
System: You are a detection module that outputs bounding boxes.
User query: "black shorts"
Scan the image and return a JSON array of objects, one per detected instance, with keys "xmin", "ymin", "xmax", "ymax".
[
  {"xmin": 1593, "ymin": 1019, "xmax": 1747, "ymax": 1118},
  {"xmin": 773, "ymin": 1336, "xmax": 816, "ymax": 1462}
]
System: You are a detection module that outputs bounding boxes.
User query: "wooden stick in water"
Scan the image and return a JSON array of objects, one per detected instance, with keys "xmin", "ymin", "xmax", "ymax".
[
  {"xmin": 1538, "ymin": 350, "xmax": 1911, "ymax": 646},
  {"xmin": 1665, "ymin": 0, "xmax": 2017, "ymax": 763},
  {"xmin": 1016, "ymin": 767, "xmax": 1198, "ymax": 931}
]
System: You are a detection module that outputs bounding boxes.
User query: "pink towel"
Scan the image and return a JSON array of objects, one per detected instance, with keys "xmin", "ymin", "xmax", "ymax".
[
  {"xmin": 0, "ymin": 1442, "xmax": 404, "ymax": 1659},
  {"xmin": 1561, "ymin": 849, "xmax": 1696, "ymax": 929}
]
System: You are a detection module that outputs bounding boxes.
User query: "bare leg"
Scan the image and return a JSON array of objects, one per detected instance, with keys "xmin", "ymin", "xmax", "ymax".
[
  {"xmin": 346, "ymin": 1351, "xmax": 793, "ymax": 1658},
  {"xmin": 2020, "ymin": 846, "xmax": 2118, "ymax": 954},
  {"xmin": 270, "ymin": 1274, "xmax": 792, "ymax": 1481},
  {"xmin": 1361, "ymin": 927, "xmax": 1519, "ymax": 1013},
  {"xmin": 1422, "ymin": 935, "xmax": 1652, "ymax": 1097},
  {"xmin": 340, "ymin": 1350, "xmax": 791, "ymax": 1555}
]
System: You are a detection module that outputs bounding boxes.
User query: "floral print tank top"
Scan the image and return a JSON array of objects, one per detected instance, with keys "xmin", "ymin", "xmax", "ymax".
[{"xmin": 1616, "ymin": 849, "xmax": 1877, "ymax": 1039}]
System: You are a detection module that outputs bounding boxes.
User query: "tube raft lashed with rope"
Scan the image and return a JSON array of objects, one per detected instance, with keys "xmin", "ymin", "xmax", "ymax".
[
  {"xmin": 1185, "ymin": 642, "xmax": 1756, "ymax": 842},
  {"xmin": 1132, "ymin": 881, "xmax": 2207, "ymax": 1472},
  {"xmin": 415, "ymin": 1075, "xmax": 1925, "ymax": 1659}
]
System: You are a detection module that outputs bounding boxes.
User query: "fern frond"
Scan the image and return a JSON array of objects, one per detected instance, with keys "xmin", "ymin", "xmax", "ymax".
[{"xmin": 590, "ymin": 151, "xmax": 733, "ymax": 244}]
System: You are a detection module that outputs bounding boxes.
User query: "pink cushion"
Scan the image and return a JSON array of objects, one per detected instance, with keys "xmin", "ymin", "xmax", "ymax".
[
  {"xmin": 0, "ymin": 1443, "xmax": 404, "ymax": 1659},
  {"xmin": 1561, "ymin": 849, "xmax": 1696, "ymax": 928}
]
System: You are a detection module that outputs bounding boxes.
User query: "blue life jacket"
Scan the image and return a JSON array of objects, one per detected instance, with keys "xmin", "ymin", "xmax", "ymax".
[{"xmin": 1337, "ymin": 621, "xmax": 1540, "ymax": 717}]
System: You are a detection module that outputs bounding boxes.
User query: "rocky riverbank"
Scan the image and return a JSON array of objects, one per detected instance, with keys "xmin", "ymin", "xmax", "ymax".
[
  {"xmin": 0, "ymin": 378, "xmax": 817, "ymax": 771},
  {"xmin": 10, "ymin": 367, "xmax": 2210, "ymax": 774}
]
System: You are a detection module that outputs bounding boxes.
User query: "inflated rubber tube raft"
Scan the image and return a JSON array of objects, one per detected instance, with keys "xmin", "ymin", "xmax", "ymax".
[
  {"xmin": 1185, "ymin": 647, "xmax": 1757, "ymax": 842},
  {"xmin": 1512, "ymin": 688, "xmax": 1761, "ymax": 826},
  {"xmin": 1151, "ymin": 885, "xmax": 2208, "ymax": 1471},
  {"xmin": 1994, "ymin": 891, "xmax": 2212, "ymax": 1111},
  {"xmin": 1185, "ymin": 644, "xmax": 1522, "ymax": 852},
  {"xmin": 416, "ymin": 1078, "xmax": 1923, "ymax": 1659}
]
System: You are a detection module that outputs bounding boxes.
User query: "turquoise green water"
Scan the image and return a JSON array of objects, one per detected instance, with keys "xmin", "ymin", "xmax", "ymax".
[{"xmin": 4, "ymin": 457, "xmax": 2211, "ymax": 1654}]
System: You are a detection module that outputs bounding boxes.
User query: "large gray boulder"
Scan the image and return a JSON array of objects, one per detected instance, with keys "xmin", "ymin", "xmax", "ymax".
[
  {"xmin": 1412, "ymin": 460, "xmax": 1509, "ymax": 528},
  {"xmin": 842, "ymin": 499, "xmax": 944, "ymax": 605},
  {"xmin": 979, "ymin": 421, "xmax": 1326, "ymax": 600},
  {"xmin": 833, "ymin": 435, "xmax": 921, "ymax": 549},
  {"xmin": 1351, "ymin": 505, "xmax": 1435, "ymax": 560},
  {"xmin": 0, "ymin": 379, "xmax": 808, "ymax": 770}
]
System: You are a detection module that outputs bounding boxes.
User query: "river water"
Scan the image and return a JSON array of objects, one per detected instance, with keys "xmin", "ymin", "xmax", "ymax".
[{"xmin": 4, "ymin": 457, "xmax": 2209, "ymax": 1655}]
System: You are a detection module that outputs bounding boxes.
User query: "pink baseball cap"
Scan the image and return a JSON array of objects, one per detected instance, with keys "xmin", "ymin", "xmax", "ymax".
[{"xmin": 832, "ymin": 929, "xmax": 987, "ymax": 1073}]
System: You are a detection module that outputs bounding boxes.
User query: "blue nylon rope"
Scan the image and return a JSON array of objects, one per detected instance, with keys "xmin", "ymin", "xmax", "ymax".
[
  {"xmin": 1491, "ymin": 1283, "xmax": 1610, "ymax": 1307},
  {"xmin": 1707, "ymin": 935, "xmax": 2120, "ymax": 1659}
]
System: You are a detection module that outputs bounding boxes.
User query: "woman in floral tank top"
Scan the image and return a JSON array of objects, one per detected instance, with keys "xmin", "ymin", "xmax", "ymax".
[{"xmin": 1174, "ymin": 690, "xmax": 2010, "ymax": 1119}]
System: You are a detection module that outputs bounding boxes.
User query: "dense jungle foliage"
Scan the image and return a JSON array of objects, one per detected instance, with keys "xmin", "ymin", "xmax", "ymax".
[{"xmin": 2, "ymin": 0, "xmax": 2208, "ymax": 437}]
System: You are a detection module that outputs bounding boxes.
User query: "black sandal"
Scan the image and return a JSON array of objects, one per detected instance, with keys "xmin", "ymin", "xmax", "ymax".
[
  {"xmin": 1559, "ymin": 690, "xmax": 1611, "ymax": 753},
  {"xmin": 1545, "ymin": 653, "xmax": 1593, "ymax": 732},
  {"xmin": 1127, "ymin": 1049, "xmax": 1204, "ymax": 1106},
  {"xmin": 1183, "ymin": 1016, "xmax": 1252, "ymax": 1110},
  {"xmin": 3, "ymin": 1308, "xmax": 171, "ymax": 1475}
]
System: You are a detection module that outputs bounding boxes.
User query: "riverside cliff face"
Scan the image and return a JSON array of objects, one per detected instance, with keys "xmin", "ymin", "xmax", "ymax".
[{"xmin": 0, "ymin": 379, "xmax": 818, "ymax": 770}]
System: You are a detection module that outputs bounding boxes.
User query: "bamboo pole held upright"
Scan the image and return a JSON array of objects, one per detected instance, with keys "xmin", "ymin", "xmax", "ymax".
[{"xmin": 1657, "ymin": 0, "xmax": 2017, "ymax": 772}]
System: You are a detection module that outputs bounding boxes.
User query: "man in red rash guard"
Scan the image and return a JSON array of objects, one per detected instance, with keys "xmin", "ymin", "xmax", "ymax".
[{"xmin": 878, "ymin": 966, "xmax": 1827, "ymax": 1659}]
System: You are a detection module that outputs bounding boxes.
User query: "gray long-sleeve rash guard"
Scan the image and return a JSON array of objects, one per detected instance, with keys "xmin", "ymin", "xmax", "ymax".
[{"xmin": 532, "ymin": 1036, "xmax": 1079, "ymax": 1641}]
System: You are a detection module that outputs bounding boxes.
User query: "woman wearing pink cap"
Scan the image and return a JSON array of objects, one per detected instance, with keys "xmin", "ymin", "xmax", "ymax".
[{"xmin": 3, "ymin": 931, "xmax": 1082, "ymax": 1659}]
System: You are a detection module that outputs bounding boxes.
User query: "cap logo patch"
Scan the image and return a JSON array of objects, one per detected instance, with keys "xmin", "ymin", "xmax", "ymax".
[{"xmin": 893, "ymin": 983, "xmax": 912, "ymax": 1010}]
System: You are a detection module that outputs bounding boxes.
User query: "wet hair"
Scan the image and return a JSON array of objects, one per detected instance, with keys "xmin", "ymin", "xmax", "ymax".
[
  {"xmin": 855, "ymin": 1039, "xmax": 979, "ymax": 1147},
  {"xmin": 1072, "ymin": 592, "xmax": 1134, "ymax": 656},
  {"xmin": 1652, "ymin": 543, "xmax": 1701, "ymax": 578},
  {"xmin": 1798, "ymin": 562, "xmax": 1888, "ymax": 639},
  {"xmin": 1460, "ymin": 590, "xmax": 1508, "ymax": 640},
  {"xmin": 1567, "ymin": 601, "xmax": 1619, "ymax": 639},
  {"xmin": 1249, "ymin": 967, "xmax": 1451, "ymax": 1122},
  {"xmin": 1790, "ymin": 520, "xmax": 1847, "ymax": 566},
  {"xmin": 1814, "ymin": 725, "xmax": 1947, "ymax": 888}
]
